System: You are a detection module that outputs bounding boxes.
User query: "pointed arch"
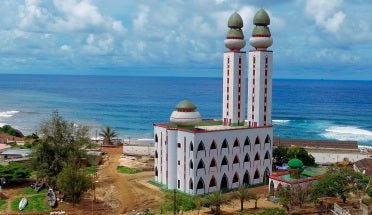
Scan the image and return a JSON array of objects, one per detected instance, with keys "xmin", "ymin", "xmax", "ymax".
[
  {"xmin": 233, "ymin": 138, "xmax": 240, "ymax": 148},
  {"xmin": 244, "ymin": 137, "xmax": 250, "ymax": 146},
  {"xmin": 189, "ymin": 160, "xmax": 193, "ymax": 169},
  {"xmin": 265, "ymin": 134, "xmax": 271, "ymax": 144},
  {"xmin": 221, "ymin": 156, "xmax": 228, "ymax": 166},
  {"xmin": 154, "ymin": 134, "xmax": 158, "ymax": 142},
  {"xmin": 189, "ymin": 141, "xmax": 194, "ymax": 151},
  {"xmin": 254, "ymin": 169, "xmax": 260, "ymax": 179},
  {"xmin": 209, "ymin": 176, "xmax": 217, "ymax": 187},
  {"xmin": 210, "ymin": 158, "xmax": 217, "ymax": 168},
  {"xmin": 221, "ymin": 138, "xmax": 228, "ymax": 150},
  {"xmin": 255, "ymin": 136, "xmax": 260, "ymax": 145},
  {"xmin": 264, "ymin": 150, "xmax": 270, "ymax": 159},
  {"xmin": 155, "ymin": 150, "xmax": 158, "ymax": 158},
  {"xmin": 197, "ymin": 141, "xmax": 205, "ymax": 151},
  {"xmin": 197, "ymin": 178, "xmax": 205, "ymax": 190},
  {"xmin": 210, "ymin": 140, "xmax": 217, "ymax": 150},
  {"xmin": 232, "ymin": 172, "xmax": 239, "ymax": 183},
  {"xmin": 154, "ymin": 167, "xmax": 158, "ymax": 176},
  {"xmin": 197, "ymin": 159, "xmax": 205, "ymax": 170},
  {"xmin": 233, "ymin": 155, "xmax": 240, "ymax": 164},
  {"xmin": 263, "ymin": 167, "xmax": 270, "ymax": 184},
  {"xmin": 254, "ymin": 152, "xmax": 260, "ymax": 161},
  {"xmin": 244, "ymin": 153, "xmax": 250, "ymax": 162},
  {"xmin": 243, "ymin": 171, "xmax": 250, "ymax": 185},
  {"xmin": 220, "ymin": 174, "xmax": 229, "ymax": 190},
  {"xmin": 189, "ymin": 178, "xmax": 194, "ymax": 190}
]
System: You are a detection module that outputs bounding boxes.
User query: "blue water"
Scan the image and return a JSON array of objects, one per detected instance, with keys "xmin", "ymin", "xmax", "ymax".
[{"xmin": 0, "ymin": 74, "xmax": 371, "ymax": 146}]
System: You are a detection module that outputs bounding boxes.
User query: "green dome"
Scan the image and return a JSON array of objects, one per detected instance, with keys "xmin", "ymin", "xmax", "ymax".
[
  {"xmin": 252, "ymin": 26, "xmax": 271, "ymax": 36},
  {"xmin": 176, "ymin": 100, "xmax": 196, "ymax": 110},
  {"xmin": 227, "ymin": 29, "xmax": 244, "ymax": 38},
  {"xmin": 228, "ymin": 12, "xmax": 243, "ymax": 28},
  {"xmin": 253, "ymin": 8, "xmax": 270, "ymax": 26},
  {"xmin": 288, "ymin": 158, "xmax": 303, "ymax": 169}
]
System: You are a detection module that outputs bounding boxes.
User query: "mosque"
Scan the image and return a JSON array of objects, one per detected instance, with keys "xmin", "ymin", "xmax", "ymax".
[{"xmin": 153, "ymin": 9, "xmax": 274, "ymax": 195}]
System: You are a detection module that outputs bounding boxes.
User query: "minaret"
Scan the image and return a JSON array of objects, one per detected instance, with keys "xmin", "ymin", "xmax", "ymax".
[
  {"xmin": 247, "ymin": 9, "xmax": 273, "ymax": 127},
  {"xmin": 222, "ymin": 12, "xmax": 246, "ymax": 126}
]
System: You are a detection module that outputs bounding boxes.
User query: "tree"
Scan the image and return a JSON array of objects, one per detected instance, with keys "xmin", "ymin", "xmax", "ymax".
[
  {"xmin": 99, "ymin": 126, "xmax": 117, "ymax": 145},
  {"xmin": 249, "ymin": 192, "xmax": 260, "ymax": 209},
  {"xmin": 31, "ymin": 111, "xmax": 90, "ymax": 187},
  {"xmin": 287, "ymin": 147, "xmax": 315, "ymax": 166},
  {"xmin": 56, "ymin": 161, "xmax": 91, "ymax": 205},
  {"xmin": 233, "ymin": 184, "xmax": 251, "ymax": 211},
  {"xmin": 203, "ymin": 191, "xmax": 231, "ymax": 215},
  {"xmin": 273, "ymin": 146, "xmax": 289, "ymax": 167}
]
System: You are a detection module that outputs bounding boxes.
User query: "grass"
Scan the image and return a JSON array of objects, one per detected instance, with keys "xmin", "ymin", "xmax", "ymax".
[
  {"xmin": 85, "ymin": 167, "xmax": 98, "ymax": 174},
  {"xmin": 0, "ymin": 199, "xmax": 7, "ymax": 211},
  {"xmin": 117, "ymin": 166, "xmax": 142, "ymax": 174},
  {"xmin": 8, "ymin": 187, "xmax": 52, "ymax": 213}
]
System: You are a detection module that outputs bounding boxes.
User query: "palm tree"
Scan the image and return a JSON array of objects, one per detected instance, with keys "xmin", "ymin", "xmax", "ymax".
[
  {"xmin": 203, "ymin": 191, "xmax": 230, "ymax": 215},
  {"xmin": 233, "ymin": 184, "xmax": 251, "ymax": 211},
  {"xmin": 99, "ymin": 126, "xmax": 117, "ymax": 145}
]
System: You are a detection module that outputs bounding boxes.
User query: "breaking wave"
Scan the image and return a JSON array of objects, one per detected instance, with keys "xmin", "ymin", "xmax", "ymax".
[
  {"xmin": 321, "ymin": 126, "xmax": 372, "ymax": 143},
  {"xmin": 0, "ymin": 110, "xmax": 19, "ymax": 118}
]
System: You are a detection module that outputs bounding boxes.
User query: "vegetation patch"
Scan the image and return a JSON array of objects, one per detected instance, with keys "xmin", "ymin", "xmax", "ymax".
[
  {"xmin": 117, "ymin": 166, "xmax": 142, "ymax": 174},
  {"xmin": 84, "ymin": 167, "xmax": 98, "ymax": 175},
  {"xmin": 11, "ymin": 194, "xmax": 51, "ymax": 213},
  {"xmin": 0, "ymin": 200, "xmax": 7, "ymax": 211}
]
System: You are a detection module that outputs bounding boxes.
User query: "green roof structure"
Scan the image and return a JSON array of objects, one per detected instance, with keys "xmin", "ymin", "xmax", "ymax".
[
  {"xmin": 288, "ymin": 158, "xmax": 304, "ymax": 169},
  {"xmin": 227, "ymin": 12, "xmax": 243, "ymax": 28},
  {"xmin": 253, "ymin": 8, "xmax": 270, "ymax": 26},
  {"xmin": 176, "ymin": 100, "xmax": 197, "ymax": 110}
]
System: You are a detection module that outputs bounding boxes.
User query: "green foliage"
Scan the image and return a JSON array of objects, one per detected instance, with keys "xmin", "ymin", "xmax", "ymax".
[
  {"xmin": 203, "ymin": 191, "xmax": 231, "ymax": 215},
  {"xmin": 30, "ymin": 110, "xmax": 90, "ymax": 187},
  {"xmin": 0, "ymin": 125, "xmax": 24, "ymax": 137},
  {"xmin": 56, "ymin": 161, "xmax": 91, "ymax": 204},
  {"xmin": 117, "ymin": 166, "xmax": 142, "ymax": 174},
  {"xmin": 233, "ymin": 184, "xmax": 251, "ymax": 211},
  {"xmin": 0, "ymin": 162, "xmax": 31, "ymax": 182},
  {"xmin": 99, "ymin": 126, "xmax": 117, "ymax": 144},
  {"xmin": 273, "ymin": 146, "xmax": 288, "ymax": 167},
  {"xmin": 160, "ymin": 190, "xmax": 199, "ymax": 213},
  {"xmin": 287, "ymin": 147, "xmax": 316, "ymax": 166},
  {"xmin": 0, "ymin": 200, "xmax": 7, "ymax": 211},
  {"xmin": 10, "ymin": 194, "xmax": 51, "ymax": 213},
  {"xmin": 84, "ymin": 167, "xmax": 97, "ymax": 174}
]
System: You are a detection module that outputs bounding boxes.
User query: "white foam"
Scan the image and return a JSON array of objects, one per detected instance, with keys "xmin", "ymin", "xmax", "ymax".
[
  {"xmin": 321, "ymin": 126, "xmax": 372, "ymax": 142},
  {"xmin": 0, "ymin": 110, "xmax": 19, "ymax": 118},
  {"xmin": 272, "ymin": 119, "xmax": 290, "ymax": 124}
]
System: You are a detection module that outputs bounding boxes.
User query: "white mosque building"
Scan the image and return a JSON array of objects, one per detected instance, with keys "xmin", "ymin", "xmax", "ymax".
[{"xmin": 153, "ymin": 9, "xmax": 274, "ymax": 195}]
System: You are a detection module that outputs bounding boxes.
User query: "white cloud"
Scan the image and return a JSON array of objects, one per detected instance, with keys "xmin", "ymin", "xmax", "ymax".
[{"xmin": 133, "ymin": 5, "xmax": 149, "ymax": 31}]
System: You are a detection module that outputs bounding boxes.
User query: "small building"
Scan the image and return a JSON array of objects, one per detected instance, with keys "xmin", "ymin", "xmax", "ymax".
[
  {"xmin": 0, "ymin": 149, "xmax": 32, "ymax": 164},
  {"xmin": 354, "ymin": 158, "xmax": 372, "ymax": 177},
  {"xmin": 269, "ymin": 158, "xmax": 326, "ymax": 196}
]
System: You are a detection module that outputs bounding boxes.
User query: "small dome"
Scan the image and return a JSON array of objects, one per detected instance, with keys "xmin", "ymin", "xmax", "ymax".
[
  {"xmin": 227, "ymin": 29, "xmax": 244, "ymax": 39},
  {"xmin": 228, "ymin": 12, "xmax": 243, "ymax": 28},
  {"xmin": 288, "ymin": 158, "xmax": 304, "ymax": 169},
  {"xmin": 176, "ymin": 100, "xmax": 196, "ymax": 110},
  {"xmin": 253, "ymin": 8, "xmax": 270, "ymax": 26}
]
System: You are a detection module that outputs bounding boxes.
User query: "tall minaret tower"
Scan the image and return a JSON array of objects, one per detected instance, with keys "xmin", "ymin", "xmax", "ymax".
[
  {"xmin": 222, "ymin": 12, "xmax": 246, "ymax": 126},
  {"xmin": 247, "ymin": 9, "xmax": 273, "ymax": 127}
]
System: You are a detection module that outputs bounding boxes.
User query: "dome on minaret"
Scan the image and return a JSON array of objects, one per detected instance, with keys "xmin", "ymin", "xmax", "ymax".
[
  {"xmin": 224, "ymin": 12, "xmax": 246, "ymax": 51},
  {"xmin": 249, "ymin": 8, "xmax": 273, "ymax": 50},
  {"xmin": 170, "ymin": 100, "xmax": 202, "ymax": 126}
]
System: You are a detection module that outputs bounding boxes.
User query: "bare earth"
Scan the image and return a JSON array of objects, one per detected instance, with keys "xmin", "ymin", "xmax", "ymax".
[{"xmin": 1, "ymin": 147, "xmax": 282, "ymax": 214}]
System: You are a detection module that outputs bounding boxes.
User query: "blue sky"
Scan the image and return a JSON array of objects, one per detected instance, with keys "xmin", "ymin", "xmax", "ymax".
[{"xmin": 0, "ymin": 0, "xmax": 371, "ymax": 80}]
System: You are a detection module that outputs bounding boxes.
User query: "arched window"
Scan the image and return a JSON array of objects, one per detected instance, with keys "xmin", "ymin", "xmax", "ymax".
[
  {"xmin": 244, "ymin": 153, "xmax": 250, "ymax": 162},
  {"xmin": 255, "ymin": 137, "xmax": 260, "ymax": 145},
  {"xmin": 265, "ymin": 135, "xmax": 271, "ymax": 144},
  {"xmin": 264, "ymin": 151, "xmax": 270, "ymax": 159},
  {"xmin": 220, "ymin": 174, "xmax": 228, "ymax": 190},
  {"xmin": 254, "ymin": 152, "xmax": 260, "ymax": 161},
  {"xmin": 210, "ymin": 158, "xmax": 216, "ymax": 168},
  {"xmin": 243, "ymin": 171, "xmax": 250, "ymax": 185},
  {"xmin": 221, "ymin": 139, "xmax": 228, "ymax": 149},
  {"xmin": 190, "ymin": 141, "xmax": 194, "ymax": 151},
  {"xmin": 210, "ymin": 140, "xmax": 217, "ymax": 150},
  {"xmin": 197, "ymin": 178, "xmax": 204, "ymax": 189},
  {"xmin": 221, "ymin": 156, "xmax": 228, "ymax": 166},
  {"xmin": 190, "ymin": 160, "xmax": 193, "ymax": 169},
  {"xmin": 197, "ymin": 141, "xmax": 205, "ymax": 151},
  {"xmin": 209, "ymin": 177, "xmax": 217, "ymax": 187},
  {"xmin": 197, "ymin": 160, "xmax": 205, "ymax": 169},
  {"xmin": 244, "ymin": 137, "xmax": 250, "ymax": 146},
  {"xmin": 233, "ymin": 155, "xmax": 239, "ymax": 164},
  {"xmin": 154, "ymin": 134, "xmax": 158, "ymax": 143},
  {"xmin": 233, "ymin": 138, "xmax": 239, "ymax": 147},
  {"xmin": 233, "ymin": 172, "xmax": 239, "ymax": 183},
  {"xmin": 155, "ymin": 167, "xmax": 158, "ymax": 176},
  {"xmin": 155, "ymin": 150, "xmax": 158, "ymax": 158},
  {"xmin": 254, "ymin": 169, "xmax": 260, "ymax": 179},
  {"xmin": 189, "ymin": 178, "xmax": 193, "ymax": 190}
]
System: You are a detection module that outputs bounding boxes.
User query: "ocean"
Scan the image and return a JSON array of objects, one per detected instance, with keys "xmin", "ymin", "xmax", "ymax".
[{"xmin": 0, "ymin": 74, "xmax": 372, "ymax": 146}]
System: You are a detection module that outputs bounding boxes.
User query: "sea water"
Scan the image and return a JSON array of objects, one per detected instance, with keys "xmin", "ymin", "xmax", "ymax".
[{"xmin": 0, "ymin": 74, "xmax": 371, "ymax": 146}]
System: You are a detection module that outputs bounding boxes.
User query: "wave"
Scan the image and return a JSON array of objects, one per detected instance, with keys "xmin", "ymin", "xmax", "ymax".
[
  {"xmin": 0, "ymin": 110, "xmax": 19, "ymax": 118},
  {"xmin": 321, "ymin": 126, "xmax": 372, "ymax": 142},
  {"xmin": 272, "ymin": 119, "xmax": 290, "ymax": 124}
]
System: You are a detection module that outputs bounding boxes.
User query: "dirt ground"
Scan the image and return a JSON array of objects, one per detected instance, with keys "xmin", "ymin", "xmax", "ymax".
[{"xmin": 1, "ymin": 147, "xmax": 283, "ymax": 215}]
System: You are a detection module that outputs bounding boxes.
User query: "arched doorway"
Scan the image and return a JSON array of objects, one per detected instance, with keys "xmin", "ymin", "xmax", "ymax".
[{"xmin": 220, "ymin": 174, "xmax": 229, "ymax": 191}]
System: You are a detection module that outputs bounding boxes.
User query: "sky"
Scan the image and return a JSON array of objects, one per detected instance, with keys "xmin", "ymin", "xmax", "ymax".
[{"xmin": 0, "ymin": 0, "xmax": 371, "ymax": 80}]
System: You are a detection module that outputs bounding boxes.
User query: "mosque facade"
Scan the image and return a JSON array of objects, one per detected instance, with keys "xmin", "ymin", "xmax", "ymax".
[{"xmin": 153, "ymin": 9, "xmax": 274, "ymax": 195}]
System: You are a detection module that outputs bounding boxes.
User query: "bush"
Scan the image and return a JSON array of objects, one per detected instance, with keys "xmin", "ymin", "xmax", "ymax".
[{"xmin": 0, "ymin": 125, "xmax": 24, "ymax": 137}]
